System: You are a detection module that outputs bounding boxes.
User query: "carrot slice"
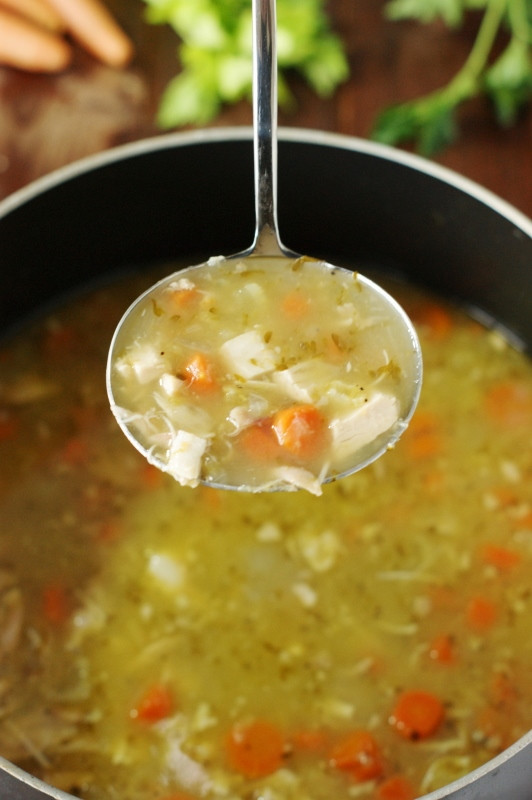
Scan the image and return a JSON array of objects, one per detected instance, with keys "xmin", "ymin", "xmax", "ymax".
[
  {"xmin": 272, "ymin": 404, "xmax": 327, "ymax": 459},
  {"xmin": 466, "ymin": 595, "xmax": 497, "ymax": 630},
  {"xmin": 479, "ymin": 543, "xmax": 522, "ymax": 571},
  {"xmin": 183, "ymin": 353, "xmax": 218, "ymax": 395},
  {"xmin": 132, "ymin": 683, "xmax": 174, "ymax": 723},
  {"xmin": 281, "ymin": 290, "xmax": 310, "ymax": 319},
  {"xmin": 329, "ymin": 730, "xmax": 383, "ymax": 781},
  {"xmin": 412, "ymin": 303, "xmax": 453, "ymax": 340},
  {"xmin": 484, "ymin": 380, "xmax": 532, "ymax": 428},
  {"xmin": 376, "ymin": 775, "xmax": 416, "ymax": 800},
  {"xmin": 402, "ymin": 410, "xmax": 443, "ymax": 460},
  {"xmin": 226, "ymin": 720, "xmax": 284, "ymax": 778},
  {"xmin": 390, "ymin": 690, "xmax": 445, "ymax": 740},
  {"xmin": 291, "ymin": 728, "xmax": 327, "ymax": 752},
  {"xmin": 237, "ymin": 418, "xmax": 281, "ymax": 461}
]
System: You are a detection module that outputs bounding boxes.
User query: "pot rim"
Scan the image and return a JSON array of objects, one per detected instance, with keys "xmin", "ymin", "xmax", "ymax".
[
  {"xmin": 0, "ymin": 127, "xmax": 530, "ymax": 800},
  {"xmin": 0, "ymin": 127, "xmax": 531, "ymax": 237}
]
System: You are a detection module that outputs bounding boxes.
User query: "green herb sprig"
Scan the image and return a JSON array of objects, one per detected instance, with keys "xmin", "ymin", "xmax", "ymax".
[
  {"xmin": 143, "ymin": 0, "xmax": 349, "ymax": 129},
  {"xmin": 373, "ymin": 0, "xmax": 532, "ymax": 154}
]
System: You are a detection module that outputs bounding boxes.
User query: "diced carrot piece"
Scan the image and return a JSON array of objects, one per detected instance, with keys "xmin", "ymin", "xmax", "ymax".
[
  {"xmin": 514, "ymin": 509, "xmax": 532, "ymax": 531},
  {"xmin": 0, "ymin": 409, "xmax": 19, "ymax": 441},
  {"xmin": 329, "ymin": 730, "xmax": 383, "ymax": 781},
  {"xmin": 479, "ymin": 543, "xmax": 522, "ymax": 571},
  {"xmin": 132, "ymin": 683, "xmax": 174, "ymax": 723},
  {"xmin": 402, "ymin": 410, "xmax": 443, "ymax": 460},
  {"xmin": 281, "ymin": 290, "xmax": 310, "ymax": 319},
  {"xmin": 42, "ymin": 583, "xmax": 70, "ymax": 624},
  {"xmin": 167, "ymin": 286, "xmax": 201, "ymax": 311},
  {"xmin": 226, "ymin": 719, "xmax": 284, "ymax": 778},
  {"xmin": 484, "ymin": 380, "xmax": 532, "ymax": 428},
  {"xmin": 466, "ymin": 595, "xmax": 497, "ymax": 630},
  {"xmin": 183, "ymin": 353, "xmax": 218, "ymax": 394},
  {"xmin": 237, "ymin": 418, "xmax": 281, "ymax": 462},
  {"xmin": 412, "ymin": 303, "xmax": 453, "ymax": 340},
  {"xmin": 273, "ymin": 404, "xmax": 328, "ymax": 459},
  {"xmin": 376, "ymin": 775, "xmax": 416, "ymax": 800},
  {"xmin": 489, "ymin": 485, "xmax": 519, "ymax": 508},
  {"xmin": 390, "ymin": 690, "xmax": 445, "ymax": 741},
  {"xmin": 428, "ymin": 633, "xmax": 455, "ymax": 665}
]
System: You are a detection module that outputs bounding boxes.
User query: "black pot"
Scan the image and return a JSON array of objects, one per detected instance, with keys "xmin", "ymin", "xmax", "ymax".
[{"xmin": 0, "ymin": 129, "xmax": 531, "ymax": 800}]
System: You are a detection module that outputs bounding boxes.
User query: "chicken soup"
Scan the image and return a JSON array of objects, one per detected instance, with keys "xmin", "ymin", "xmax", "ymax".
[{"xmin": 0, "ymin": 269, "xmax": 530, "ymax": 800}]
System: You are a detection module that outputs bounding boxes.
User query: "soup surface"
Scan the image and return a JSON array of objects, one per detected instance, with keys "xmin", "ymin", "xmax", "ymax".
[
  {"xmin": 108, "ymin": 257, "xmax": 420, "ymax": 494},
  {"xmin": 0, "ymin": 268, "xmax": 531, "ymax": 800}
]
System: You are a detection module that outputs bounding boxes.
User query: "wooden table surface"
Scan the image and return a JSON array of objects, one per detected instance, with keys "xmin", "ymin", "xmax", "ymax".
[{"xmin": 0, "ymin": 0, "xmax": 530, "ymax": 217}]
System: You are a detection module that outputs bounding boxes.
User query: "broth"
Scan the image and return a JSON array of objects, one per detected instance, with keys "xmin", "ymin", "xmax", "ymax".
[
  {"xmin": 0, "ymin": 269, "xmax": 531, "ymax": 800},
  {"xmin": 109, "ymin": 257, "xmax": 419, "ymax": 493}
]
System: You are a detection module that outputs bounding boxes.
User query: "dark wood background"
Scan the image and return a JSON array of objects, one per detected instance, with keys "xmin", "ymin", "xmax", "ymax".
[{"xmin": 0, "ymin": 0, "xmax": 530, "ymax": 216}]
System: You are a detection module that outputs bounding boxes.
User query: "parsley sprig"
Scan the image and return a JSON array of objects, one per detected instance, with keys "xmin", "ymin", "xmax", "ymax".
[{"xmin": 373, "ymin": 0, "xmax": 532, "ymax": 154}]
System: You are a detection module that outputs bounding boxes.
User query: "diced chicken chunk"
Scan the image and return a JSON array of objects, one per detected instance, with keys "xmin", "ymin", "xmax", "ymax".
[
  {"xmin": 220, "ymin": 330, "xmax": 276, "ymax": 379},
  {"xmin": 330, "ymin": 391, "xmax": 400, "ymax": 463},
  {"xmin": 116, "ymin": 345, "xmax": 166, "ymax": 385},
  {"xmin": 162, "ymin": 430, "xmax": 208, "ymax": 487},
  {"xmin": 159, "ymin": 373, "xmax": 184, "ymax": 397}
]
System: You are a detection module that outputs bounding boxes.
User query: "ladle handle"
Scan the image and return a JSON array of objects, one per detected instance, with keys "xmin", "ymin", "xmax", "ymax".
[{"xmin": 251, "ymin": 0, "xmax": 289, "ymax": 257}]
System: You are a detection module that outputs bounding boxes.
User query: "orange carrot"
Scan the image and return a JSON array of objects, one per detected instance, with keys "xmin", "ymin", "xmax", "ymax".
[
  {"xmin": 479, "ymin": 543, "xmax": 522, "ymax": 571},
  {"xmin": 376, "ymin": 775, "xmax": 416, "ymax": 800},
  {"xmin": 273, "ymin": 404, "xmax": 328, "ymax": 459},
  {"xmin": 42, "ymin": 582, "xmax": 70, "ymax": 624},
  {"xmin": 183, "ymin": 353, "xmax": 218, "ymax": 395},
  {"xmin": 428, "ymin": 633, "xmax": 455, "ymax": 665},
  {"xmin": 0, "ymin": 7, "xmax": 71, "ymax": 71},
  {"xmin": 166, "ymin": 285, "xmax": 201, "ymax": 312},
  {"xmin": 132, "ymin": 683, "xmax": 174, "ymax": 723},
  {"xmin": 390, "ymin": 690, "xmax": 445, "ymax": 741},
  {"xmin": 97, "ymin": 520, "xmax": 123, "ymax": 543},
  {"xmin": 402, "ymin": 410, "xmax": 443, "ymax": 460},
  {"xmin": 44, "ymin": 0, "xmax": 133, "ymax": 67},
  {"xmin": 237, "ymin": 418, "xmax": 281, "ymax": 461},
  {"xmin": 412, "ymin": 303, "xmax": 453, "ymax": 341},
  {"xmin": 484, "ymin": 380, "xmax": 532, "ymax": 429},
  {"xmin": 329, "ymin": 730, "xmax": 383, "ymax": 781},
  {"xmin": 466, "ymin": 595, "xmax": 497, "ymax": 630},
  {"xmin": 281, "ymin": 290, "xmax": 310, "ymax": 319},
  {"xmin": 1, "ymin": 0, "xmax": 65, "ymax": 31},
  {"xmin": 226, "ymin": 720, "xmax": 284, "ymax": 778}
]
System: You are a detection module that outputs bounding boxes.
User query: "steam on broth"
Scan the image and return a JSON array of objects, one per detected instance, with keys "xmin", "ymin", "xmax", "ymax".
[{"xmin": 0, "ymin": 267, "xmax": 531, "ymax": 800}]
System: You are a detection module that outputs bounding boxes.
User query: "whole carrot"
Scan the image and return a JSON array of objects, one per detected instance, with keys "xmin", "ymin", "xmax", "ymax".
[
  {"xmin": 0, "ymin": 0, "xmax": 65, "ymax": 31},
  {"xmin": 0, "ymin": 7, "xmax": 71, "ymax": 71},
  {"xmin": 44, "ymin": 0, "xmax": 133, "ymax": 67}
]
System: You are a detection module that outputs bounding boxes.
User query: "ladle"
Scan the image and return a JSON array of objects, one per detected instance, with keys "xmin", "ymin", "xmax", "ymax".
[{"xmin": 107, "ymin": 0, "xmax": 422, "ymax": 495}]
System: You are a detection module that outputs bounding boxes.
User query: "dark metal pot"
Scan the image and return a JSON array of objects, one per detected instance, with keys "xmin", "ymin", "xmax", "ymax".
[{"xmin": 0, "ymin": 128, "xmax": 531, "ymax": 800}]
